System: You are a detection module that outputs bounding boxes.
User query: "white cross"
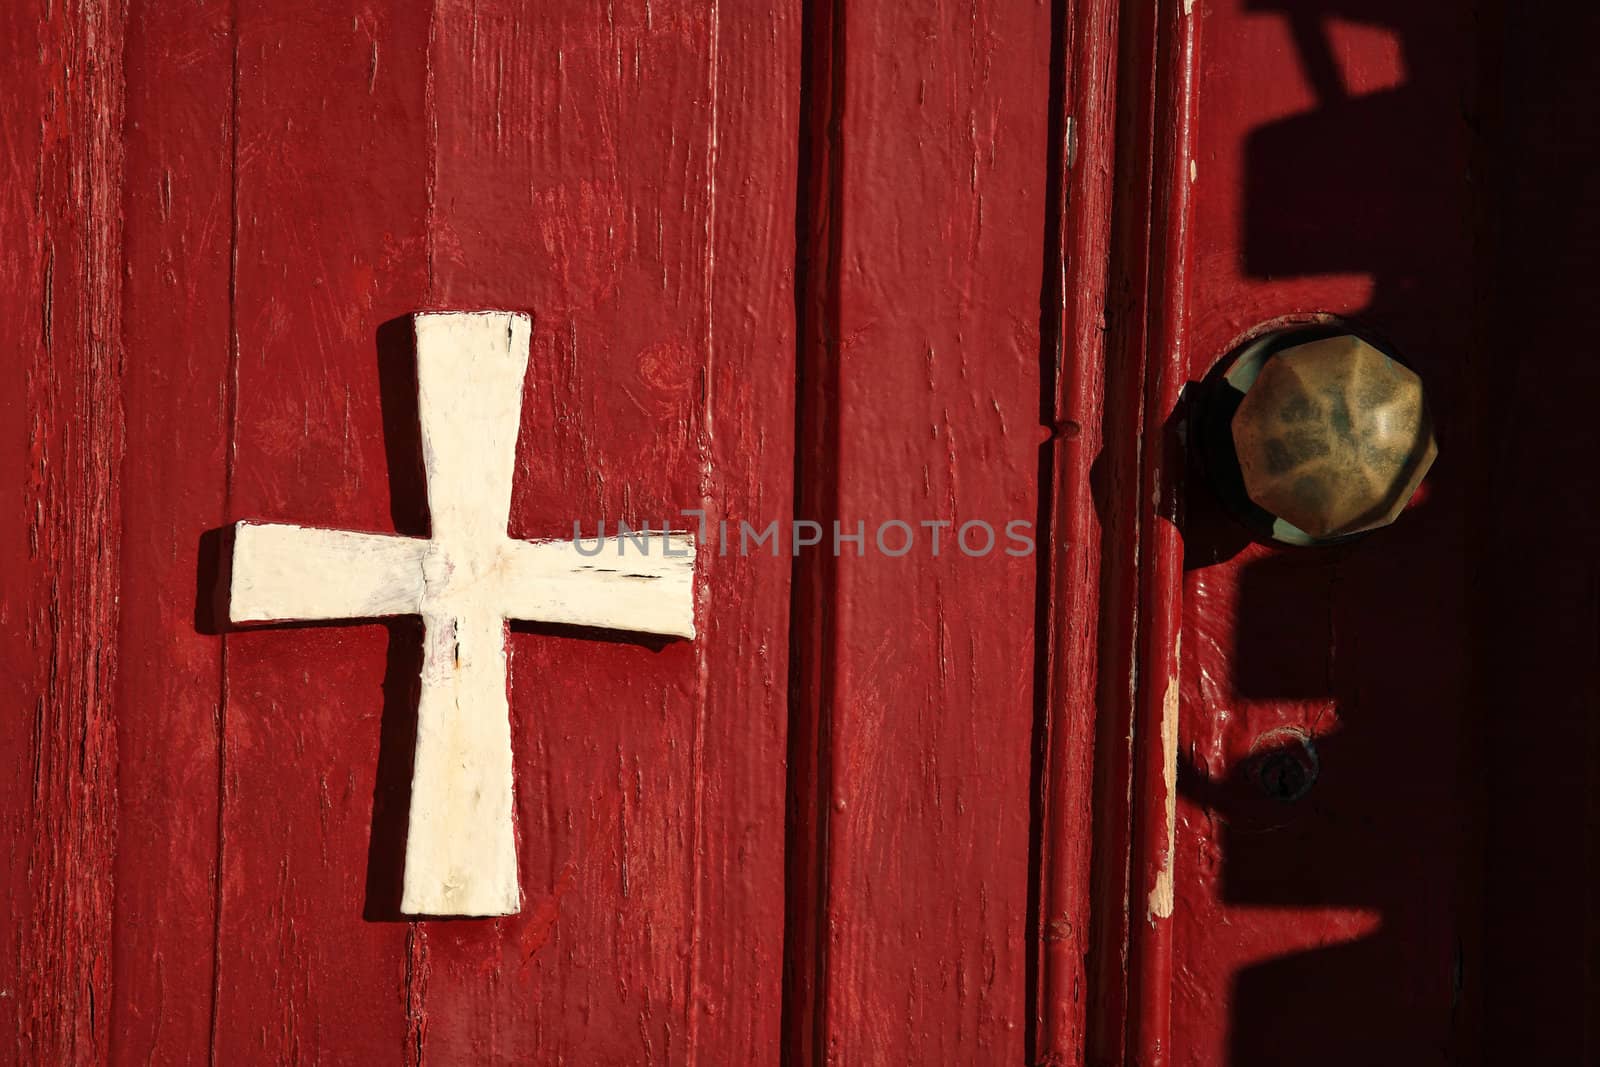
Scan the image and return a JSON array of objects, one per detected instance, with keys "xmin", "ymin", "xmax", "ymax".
[{"xmin": 229, "ymin": 310, "xmax": 696, "ymax": 917}]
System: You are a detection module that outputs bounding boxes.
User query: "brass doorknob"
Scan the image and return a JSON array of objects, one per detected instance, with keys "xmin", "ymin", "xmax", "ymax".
[{"xmin": 1230, "ymin": 334, "xmax": 1436, "ymax": 541}]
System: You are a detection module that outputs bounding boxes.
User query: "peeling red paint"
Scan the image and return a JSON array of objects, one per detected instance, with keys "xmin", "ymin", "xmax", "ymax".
[{"xmin": 3, "ymin": 1, "xmax": 126, "ymax": 1062}]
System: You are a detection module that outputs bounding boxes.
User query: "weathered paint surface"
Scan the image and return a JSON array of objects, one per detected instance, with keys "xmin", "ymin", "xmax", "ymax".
[
  {"xmin": 784, "ymin": 0, "xmax": 1052, "ymax": 1062},
  {"xmin": 404, "ymin": 2, "xmax": 799, "ymax": 1057},
  {"xmin": 7, "ymin": 0, "xmax": 799, "ymax": 1061},
  {"xmin": 1059, "ymin": 0, "xmax": 1581, "ymax": 1063},
  {"xmin": 0, "ymin": 1, "xmax": 125, "ymax": 1063},
  {"xmin": 6, "ymin": 0, "xmax": 1593, "ymax": 1063},
  {"xmin": 1032, "ymin": 0, "xmax": 1121, "ymax": 1059}
]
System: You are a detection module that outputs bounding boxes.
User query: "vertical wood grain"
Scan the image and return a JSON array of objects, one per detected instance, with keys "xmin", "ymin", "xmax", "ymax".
[
  {"xmin": 410, "ymin": 2, "xmax": 799, "ymax": 1060},
  {"xmin": 111, "ymin": 0, "xmax": 234, "ymax": 1061},
  {"xmin": 788, "ymin": 0, "xmax": 1054, "ymax": 1061},
  {"xmin": 1034, "ymin": 0, "xmax": 1123, "ymax": 1059},
  {"xmin": 1077, "ymin": 6, "xmax": 1158, "ymax": 1057},
  {"xmin": 2, "ymin": 3, "xmax": 1574, "ymax": 1063},
  {"xmin": 210, "ymin": 1, "xmax": 433, "ymax": 1060},
  {"xmin": 1124, "ymin": 5, "xmax": 1197, "ymax": 1064},
  {"xmin": 0, "ymin": 1, "xmax": 126, "ymax": 1062}
]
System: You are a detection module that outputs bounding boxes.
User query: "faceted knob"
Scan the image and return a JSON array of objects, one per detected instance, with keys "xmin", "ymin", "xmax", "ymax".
[{"xmin": 1230, "ymin": 334, "xmax": 1436, "ymax": 541}]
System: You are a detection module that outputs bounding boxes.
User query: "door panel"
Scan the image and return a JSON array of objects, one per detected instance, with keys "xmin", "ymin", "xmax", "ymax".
[
  {"xmin": 115, "ymin": 0, "xmax": 242, "ymax": 1061},
  {"xmin": 1148, "ymin": 0, "xmax": 1481, "ymax": 1062},
  {"xmin": 6, "ymin": 0, "xmax": 1595, "ymax": 1064},
  {"xmin": 411, "ymin": 2, "xmax": 800, "ymax": 1061},
  {"xmin": 111, "ymin": 0, "xmax": 798, "ymax": 1062},
  {"xmin": 784, "ymin": 0, "xmax": 1053, "ymax": 1061},
  {"xmin": 211, "ymin": 1, "xmax": 432, "ymax": 1060}
]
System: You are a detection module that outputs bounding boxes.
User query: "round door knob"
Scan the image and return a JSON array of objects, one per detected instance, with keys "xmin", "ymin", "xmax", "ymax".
[{"xmin": 1230, "ymin": 334, "xmax": 1436, "ymax": 541}]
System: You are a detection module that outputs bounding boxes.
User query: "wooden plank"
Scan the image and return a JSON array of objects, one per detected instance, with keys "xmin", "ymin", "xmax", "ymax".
[
  {"xmin": 787, "ymin": 0, "xmax": 1053, "ymax": 1061},
  {"xmin": 1034, "ymin": 0, "xmax": 1123, "ymax": 1058},
  {"xmin": 1125, "ymin": 5, "xmax": 1198, "ymax": 1064},
  {"xmin": 0, "ymin": 1, "xmax": 125, "ymax": 1061},
  {"xmin": 407, "ymin": 1, "xmax": 800, "ymax": 1061},
  {"xmin": 110, "ymin": 0, "xmax": 234, "ymax": 1061},
  {"xmin": 210, "ymin": 1, "xmax": 433, "ymax": 1059},
  {"xmin": 1171, "ymin": 2, "xmax": 1480, "ymax": 1063},
  {"xmin": 1040, "ymin": 0, "xmax": 1205, "ymax": 1061}
]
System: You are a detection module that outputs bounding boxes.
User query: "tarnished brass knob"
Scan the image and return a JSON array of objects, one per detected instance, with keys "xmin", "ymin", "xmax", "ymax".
[{"xmin": 1231, "ymin": 334, "xmax": 1436, "ymax": 541}]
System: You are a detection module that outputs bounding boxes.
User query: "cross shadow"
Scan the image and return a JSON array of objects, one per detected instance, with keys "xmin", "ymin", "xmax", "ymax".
[
  {"xmin": 362, "ymin": 617, "xmax": 424, "ymax": 921},
  {"xmin": 198, "ymin": 315, "xmax": 685, "ymax": 924},
  {"xmin": 375, "ymin": 316, "xmax": 430, "ymax": 538},
  {"xmin": 1177, "ymin": 728, "xmax": 1427, "ymax": 1065},
  {"xmin": 509, "ymin": 619, "xmax": 675, "ymax": 653},
  {"xmin": 194, "ymin": 524, "xmax": 234, "ymax": 636},
  {"xmin": 365, "ymin": 315, "xmax": 434, "ymax": 920},
  {"xmin": 187, "ymin": 317, "xmax": 437, "ymax": 922},
  {"xmin": 1174, "ymin": 2, "xmax": 1480, "ymax": 1060},
  {"xmin": 193, "ymin": 529, "xmax": 424, "ymax": 924}
]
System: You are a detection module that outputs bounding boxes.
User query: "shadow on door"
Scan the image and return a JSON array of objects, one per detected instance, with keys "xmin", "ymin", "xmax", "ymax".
[{"xmin": 1183, "ymin": 0, "xmax": 1600, "ymax": 1060}]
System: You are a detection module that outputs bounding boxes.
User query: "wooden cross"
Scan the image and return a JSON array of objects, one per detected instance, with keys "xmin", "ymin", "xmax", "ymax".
[{"xmin": 228, "ymin": 311, "xmax": 696, "ymax": 917}]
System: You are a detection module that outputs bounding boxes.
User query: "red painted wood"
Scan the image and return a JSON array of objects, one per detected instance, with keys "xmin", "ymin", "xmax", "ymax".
[
  {"xmin": 1169, "ymin": 1, "xmax": 1480, "ymax": 1063},
  {"xmin": 1057, "ymin": 6, "xmax": 1198, "ymax": 1063},
  {"xmin": 409, "ymin": 1, "xmax": 799, "ymax": 1062},
  {"xmin": 1034, "ymin": 0, "xmax": 1121, "ymax": 1060},
  {"xmin": 786, "ymin": 0, "xmax": 1053, "ymax": 1061},
  {"xmin": 13, "ymin": 0, "xmax": 1595, "ymax": 1062},
  {"xmin": 212, "ymin": 2, "xmax": 432, "ymax": 1059},
  {"xmin": 82, "ymin": 0, "xmax": 798, "ymax": 1061},
  {"xmin": 1078, "ymin": 0, "xmax": 1170, "ymax": 1059},
  {"xmin": 0, "ymin": 1, "xmax": 125, "ymax": 1061},
  {"xmin": 1127, "ymin": 6, "xmax": 1197, "ymax": 1065},
  {"xmin": 112, "ymin": 0, "xmax": 233, "ymax": 1060}
]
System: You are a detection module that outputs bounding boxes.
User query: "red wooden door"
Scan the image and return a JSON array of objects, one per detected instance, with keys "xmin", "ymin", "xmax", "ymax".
[
  {"xmin": 3, "ymin": 0, "xmax": 1595, "ymax": 1065},
  {"xmin": 7, "ymin": 1, "xmax": 802, "ymax": 1061}
]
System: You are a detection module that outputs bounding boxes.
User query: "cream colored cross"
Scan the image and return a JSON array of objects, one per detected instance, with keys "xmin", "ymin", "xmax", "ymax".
[{"xmin": 229, "ymin": 310, "xmax": 696, "ymax": 916}]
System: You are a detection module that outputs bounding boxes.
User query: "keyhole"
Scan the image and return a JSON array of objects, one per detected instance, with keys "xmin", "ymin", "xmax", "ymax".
[{"xmin": 1249, "ymin": 727, "xmax": 1320, "ymax": 803}]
